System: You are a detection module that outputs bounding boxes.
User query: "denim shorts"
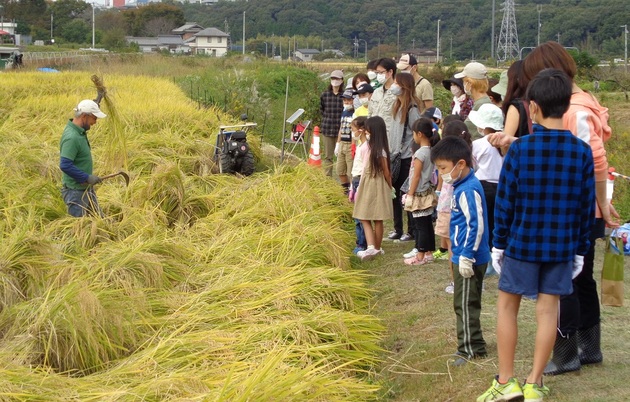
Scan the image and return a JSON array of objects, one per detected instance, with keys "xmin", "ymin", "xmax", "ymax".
[{"xmin": 498, "ymin": 255, "xmax": 573, "ymax": 297}]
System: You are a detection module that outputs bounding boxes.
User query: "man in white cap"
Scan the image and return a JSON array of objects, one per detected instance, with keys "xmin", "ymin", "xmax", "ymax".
[
  {"xmin": 59, "ymin": 99, "xmax": 107, "ymax": 217},
  {"xmin": 397, "ymin": 54, "xmax": 433, "ymax": 112},
  {"xmin": 454, "ymin": 62, "xmax": 491, "ymax": 137}
]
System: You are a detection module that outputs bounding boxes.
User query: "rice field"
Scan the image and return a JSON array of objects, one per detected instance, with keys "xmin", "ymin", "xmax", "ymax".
[{"xmin": 0, "ymin": 71, "xmax": 383, "ymax": 400}]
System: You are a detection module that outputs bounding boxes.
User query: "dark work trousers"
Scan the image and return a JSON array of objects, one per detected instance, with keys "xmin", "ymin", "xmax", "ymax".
[
  {"xmin": 454, "ymin": 262, "xmax": 488, "ymax": 357},
  {"xmin": 480, "ymin": 180, "xmax": 498, "ymax": 248},
  {"xmin": 392, "ymin": 157, "xmax": 412, "ymax": 236},
  {"xmin": 557, "ymin": 218, "xmax": 604, "ymax": 336}
]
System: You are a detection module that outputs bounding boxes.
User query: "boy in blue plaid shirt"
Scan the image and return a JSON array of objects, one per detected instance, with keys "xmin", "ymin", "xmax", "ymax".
[{"xmin": 478, "ymin": 69, "xmax": 595, "ymax": 402}]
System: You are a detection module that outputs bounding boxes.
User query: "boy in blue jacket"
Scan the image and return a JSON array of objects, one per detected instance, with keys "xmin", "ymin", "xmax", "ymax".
[
  {"xmin": 477, "ymin": 69, "xmax": 595, "ymax": 402},
  {"xmin": 431, "ymin": 135, "xmax": 490, "ymax": 366}
]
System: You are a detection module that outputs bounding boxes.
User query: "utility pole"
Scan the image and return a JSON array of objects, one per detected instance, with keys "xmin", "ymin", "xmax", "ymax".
[
  {"xmin": 91, "ymin": 3, "xmax": 95, "ymax": 49},
  {"xmin": 50, "ymin": 12, "xmax": 53, "ymax": 42},
  {"xmin": 437, "ymin": 19, "xmax": 441, "ymax": 63},
  {"xmin": 622, "ymin": 25, "xmax": 628, "ymax": 73},
  {"xmin": 242, "ymin": 11, "xmax": 245, "ymax": 55},
  {"xmin": 537, "ymin": 5, "xmax": 542, "ymax": 46},
  {"xmin": 557, "ymin": 32, "xmax": 560, "ymax": 44},
  {"xmin": 450, "ymin": 36, "xmax": 453, "ymax": 59},
  {"xmin": 491, "ymin": 0, "xmax": 495, "ymax": 59},
  {"xmin": 397, "ymin": 20, "xmax": 400, "ymax": 55}
]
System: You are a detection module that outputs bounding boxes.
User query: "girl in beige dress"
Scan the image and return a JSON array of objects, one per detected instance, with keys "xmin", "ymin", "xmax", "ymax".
[{"xmin": 353, "ymin": 116, "xmax": 394, "ymax": 261}]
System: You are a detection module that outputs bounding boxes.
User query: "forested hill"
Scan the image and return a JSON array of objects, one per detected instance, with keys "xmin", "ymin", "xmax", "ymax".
[{"xmin": 181, "ymin": 0, "xmax": 628, "ymax": 59}]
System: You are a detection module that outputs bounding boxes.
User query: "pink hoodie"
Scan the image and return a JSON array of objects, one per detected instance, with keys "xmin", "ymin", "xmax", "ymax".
[{"xmin": 563, "ymin": 91, "xmax": 612, "ymax": 217}]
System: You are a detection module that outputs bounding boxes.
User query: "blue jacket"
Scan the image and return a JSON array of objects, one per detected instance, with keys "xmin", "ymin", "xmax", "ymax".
[
  {"xmin": 493, "ymin": 125, "xmax": 595, "ymax": 262},
  {"xmin": 450, "ymin": 169, "xmax": 490, "ymax": 265}
]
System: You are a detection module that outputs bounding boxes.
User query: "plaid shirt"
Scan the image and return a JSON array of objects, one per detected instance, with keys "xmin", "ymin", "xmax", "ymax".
[
  {"xmin": 494, "ymin": 124, "xmax": 596, "ymax": 262},
  {"xmin": 320, "ymin": 90, "xmax": 343, "ymax": 137}
]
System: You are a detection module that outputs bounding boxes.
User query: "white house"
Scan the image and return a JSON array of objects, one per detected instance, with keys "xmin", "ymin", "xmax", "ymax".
[
  {"xmin": 188, "ymin": 28, "xmax": 229, "ymax": 56},
  {"xmin": 171, "ymin": 23, "xmax": 204, "ymax": 41},
  {"xmin": 294, "ymin": 48, "xmax": 319, "ymax": 62}
]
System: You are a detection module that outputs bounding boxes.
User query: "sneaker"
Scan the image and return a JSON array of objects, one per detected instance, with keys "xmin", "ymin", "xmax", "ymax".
[
  {"xmin": 477, "ymin": 376, "xmax": 523, "ymax": 402},
  {"xmin": 399, "ymin": 233, "xmax": 414, "ymax": 242},
  {"xmin": 433, "ymin": 249, "xmax": 448, "ymax": 260},
  {"xmin": 352, "ymin": 247, "xmax": 365, "ymax": 255},
  {"xmin": 404, "ymin": 255, "xmax": 430, "ymax": 266},
  {"xmin": 445, "ymin": 282, "xmax": 454, "ymax": 294},
  {"xmin": 423, "ymin": 254, "xmax": 434, "ymax": 264},
  {"xmin": 403, "ymin": 248, "xmax": 418, "ymax": 258},
  {"xmin": 387, "ymin": 231, "xmax": 402, "ymax": 240},
  {"xmin": 357, "ymin": 246, "xmax": 380, "ymax": 261},
  {"xmin": 523, "ymin": 382, "xmax": 549, "ymax": 402}
]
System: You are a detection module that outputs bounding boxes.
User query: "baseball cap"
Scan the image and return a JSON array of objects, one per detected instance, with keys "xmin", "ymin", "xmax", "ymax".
[
  {"xmin": 341, "ymin": 89, "xmax": 354, "ymax": 99},
  {"xmin": 454, "ymin": 62, "xmax": 488, "ymax": 80},
  {"xmin": 353, "ymin": 83, "xmax": 375, "ymax": 95},
  {"xmin": 330, "ymin": 70, "xmax": 344, "ymax": 79},
  {"xmin": 422, "ymin": 107, "xmax": 443, "ymax": 121},
  {"xmin": 492, "ymin": 70, "xmax": 508, "ymax": 97},
  {"xmin": 396, "ymin": 54, "xmax": 418, "ymax": 70},
  {"xmin": 468, "ymin": 103, "xmax": 504, "ymax": 131},
  {"xmin": 75, "ymin": 99, "xmax": 106, "ymax": 118}
]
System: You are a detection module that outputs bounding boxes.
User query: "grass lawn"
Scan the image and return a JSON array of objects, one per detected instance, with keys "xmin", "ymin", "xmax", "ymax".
[{"xmin": 356, "ymin": 230, "xmax": 630, "ymax": 402}]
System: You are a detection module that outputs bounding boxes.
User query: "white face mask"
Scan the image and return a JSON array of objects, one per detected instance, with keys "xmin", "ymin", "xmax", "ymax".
[
  {"xmin": 477, "ymin": 127, "xmax": 485, "ymax": 136},
  {"xmin": 367, "ymin": 71, "xmax": 377, "ymax": 80},
  {"xmin": 366, "ymin": 134, "xmax": 371, "ymax": 141},
  {"xmin": 451, "ymin": 86, "xmax": 463, "ymax": 97},
  {"xmin": 343, "ymin": 104, "xmax": 353, "ymax": 110},
  {"xmin": 464, "ymin": 82, "xmax": 472, "ymax": 96},
  {"xmin": 358, "ymin": 97, "xmax": 369, "ymax": 105},
  {"xmin": 441, "ymin": 163, "xmax": 461, "ymax": 185},
  {"xmin": 376, "ymin": 73, "xmax": 387, "ymax": 84},
  {"xmin": 331, "ymin": 79, "xmax": 343, "ymax": 87},
  {"xmin": 389, "ymin": 84, "xmax": 402, "ymax": 96}
]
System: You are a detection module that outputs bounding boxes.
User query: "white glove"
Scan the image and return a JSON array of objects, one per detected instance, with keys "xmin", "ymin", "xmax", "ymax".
[
  {"xmin": 491, "ymin": 248, "xmax": 504, "ymax": 275},
  {"xmin": 401, "ymin": 193, "xmax": 407, "ymax": 206},
  {"xmin": 334, "ymin": 142, "xmax": 341, "ymax": 157},
  {"xmin": 458, "ymin": 256, "xmax": 475, "ymax": 278},
  {"xmin": 572, "ymin": 255, "xmax": 584, "ymax": 279}
]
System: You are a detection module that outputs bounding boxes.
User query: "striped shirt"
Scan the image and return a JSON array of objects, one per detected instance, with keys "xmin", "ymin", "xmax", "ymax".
[{"xmin": 493, "ymin": 124, "xmax": 595, "ymax": 262}]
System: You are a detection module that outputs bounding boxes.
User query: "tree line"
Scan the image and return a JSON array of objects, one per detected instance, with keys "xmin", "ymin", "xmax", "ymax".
[{"xmin": 1, "ymin": 0, "xmax": 627, "ymax": 60}]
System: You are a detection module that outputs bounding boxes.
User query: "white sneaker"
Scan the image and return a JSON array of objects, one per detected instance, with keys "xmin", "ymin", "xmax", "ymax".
[
  {"xmin": 357, "ymin": 246, "xmax": 380, "ymax": 261},
  {"xmin": 403, "ymin": 248, "xmax": 418, "ymax": 258},
  {"xmin": 445, "ymin": 282, "xmax": 454, "ymax": 294}
]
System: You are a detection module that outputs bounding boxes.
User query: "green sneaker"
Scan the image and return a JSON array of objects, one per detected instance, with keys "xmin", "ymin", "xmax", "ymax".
[
  {"xmin": 523, "ymin": 382, "xmax": 550, "ymax": 402},
  {"xmin": 477, "ymin": 376, "xmax": 524, "ymax": 402},
  {"xmin": 433, "ymin": 249, "xmax": 448, "ymax": 260}
]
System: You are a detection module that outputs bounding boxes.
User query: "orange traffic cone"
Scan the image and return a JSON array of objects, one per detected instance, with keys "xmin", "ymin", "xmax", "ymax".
[{"xmin": 308, "ymin": 126, "xmax": 322, "ymax": 167}]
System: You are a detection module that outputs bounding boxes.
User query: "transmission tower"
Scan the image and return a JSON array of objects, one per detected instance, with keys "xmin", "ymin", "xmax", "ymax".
[{"xmin": 496, "ymin": 0, "xmax": 520, "ymax": 61}]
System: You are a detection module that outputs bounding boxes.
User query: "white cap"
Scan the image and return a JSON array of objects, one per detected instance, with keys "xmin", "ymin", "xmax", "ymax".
[
  {"xmin": 74, "ymin": 99, "xmax": 106, "ymax": 118},
  {"xmin": 454, "ymin": 62, "xmax": 488, "ymax": 80},
  {"xmin": 468, "ymin": 103, "xmax": 504, "ymax": 131}
]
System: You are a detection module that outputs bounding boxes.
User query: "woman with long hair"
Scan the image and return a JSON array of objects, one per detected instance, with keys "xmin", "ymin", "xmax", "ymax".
[{"xmin": 387, "ymin": 72, "xmax": 422, "ymax": 241}]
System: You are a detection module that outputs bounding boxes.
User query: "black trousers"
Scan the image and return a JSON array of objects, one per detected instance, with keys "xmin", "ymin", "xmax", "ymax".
[
  {"xmin": 557, "ymin": 219, "xmax": 605, "ymax": 335},
  {"xmin": 411, "ymin": 214, "xmax": 435, "ymax": 252},
  {"xmin": 480, "ymin": 180, "xmax": 497, "ymax": 248},
  {"xmin": 392, "ymin": 157, "xmax": 412, "ymax": 235}
]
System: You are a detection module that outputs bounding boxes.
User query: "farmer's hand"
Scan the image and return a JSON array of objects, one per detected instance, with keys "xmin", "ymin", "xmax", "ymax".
[
  {"xmin": 491, "ymin": 248, "xmax": 504, "ymax": 275},
  {"xmin": 458, "ymin": 256, "xmax": 475, "ymax": 278},
  {"xmin": 334, "ymin": 142, "xmax": 340, "ymax": 157},
  {"xmin": 572, "ymin": 255, "xmax": 584, "ymax": 280},
  {"xmin": 87, "ymin": 175, "xmax": 102, "ymax": 185}
]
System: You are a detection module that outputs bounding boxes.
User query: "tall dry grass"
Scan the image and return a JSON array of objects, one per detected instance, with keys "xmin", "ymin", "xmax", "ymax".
[{"xmin": 0, "ymin": 71, "xmax": 382, "ymax": 400}]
